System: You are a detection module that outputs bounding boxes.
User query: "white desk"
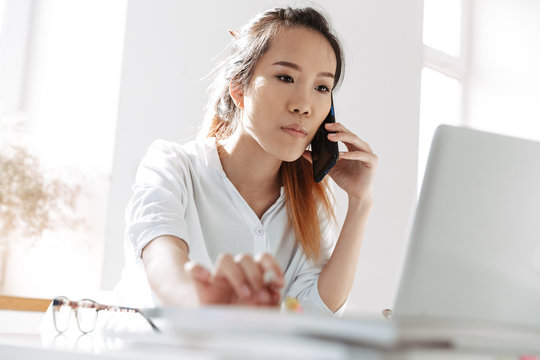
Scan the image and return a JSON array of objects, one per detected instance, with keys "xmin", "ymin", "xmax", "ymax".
[{"xmin": 0, "ymin": 309, "xmax": 538, "ymax": 360}]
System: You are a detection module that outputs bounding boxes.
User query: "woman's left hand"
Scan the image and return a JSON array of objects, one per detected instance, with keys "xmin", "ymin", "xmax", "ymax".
[{"xmin": 304, "ymin": 122, "xmax": 378, "ymax": 200}]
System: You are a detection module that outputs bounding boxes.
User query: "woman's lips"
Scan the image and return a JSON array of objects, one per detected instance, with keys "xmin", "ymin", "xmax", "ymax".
[{"xmin": 281, "ymin": 125, "xmax": 308, "ymax": 138}]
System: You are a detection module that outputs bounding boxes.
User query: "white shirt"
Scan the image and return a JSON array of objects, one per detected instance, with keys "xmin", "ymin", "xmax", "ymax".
[{"xmin": 118, "ymin": 137, "xmax": 343, "ymax": 315}]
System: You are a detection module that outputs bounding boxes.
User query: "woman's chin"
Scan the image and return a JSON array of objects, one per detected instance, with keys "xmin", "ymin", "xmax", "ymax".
[{"xmin": 281, "ymin": 151, "xmax": 307, "ymax": 163}]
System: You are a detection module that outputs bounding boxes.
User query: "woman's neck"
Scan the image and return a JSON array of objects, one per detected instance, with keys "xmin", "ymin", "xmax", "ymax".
[{"xmin": 217, "ymin": 129, "xmax": 282, "ymax": 218}]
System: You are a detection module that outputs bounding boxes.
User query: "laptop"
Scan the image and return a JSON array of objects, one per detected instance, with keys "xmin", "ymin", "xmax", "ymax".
[{"xmin": 392, "ymin": 125, "xmax": 540, "ymax": 352}]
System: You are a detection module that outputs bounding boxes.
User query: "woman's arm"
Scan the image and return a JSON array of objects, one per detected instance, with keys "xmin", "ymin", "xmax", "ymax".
[
  {"xmin": 318, "ymin": 196, "xmax": 373, "ymax": 311},
  {"xmin": 141, "ymin": 235, "xmax": 198, "ymax": 306},
  {"xmin": 304, "ymin": 121, "xmax": 378, "ymax": 312}
]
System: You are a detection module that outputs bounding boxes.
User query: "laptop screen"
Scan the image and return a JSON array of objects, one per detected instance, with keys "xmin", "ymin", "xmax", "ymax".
[{"xmin": 394, "ymin": 125, "xmax": 540, "ymax": 328}]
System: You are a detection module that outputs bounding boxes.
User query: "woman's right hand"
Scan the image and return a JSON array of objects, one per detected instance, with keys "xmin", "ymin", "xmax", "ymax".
[{"xmin": 184, "ymin": 253, "xmax": 284, "ymax": 306}]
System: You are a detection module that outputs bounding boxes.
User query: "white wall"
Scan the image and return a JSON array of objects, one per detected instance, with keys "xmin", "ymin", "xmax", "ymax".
[
  {"xmin": 466, "ymin": 0, "xmax": 540, "ymax": 141},
  {"xmin": 103, "ymin": 0, "xmax": 423, "ymax": 315}
]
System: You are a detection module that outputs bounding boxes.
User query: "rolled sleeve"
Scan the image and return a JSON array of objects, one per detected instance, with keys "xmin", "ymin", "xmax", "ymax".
[
  {"xmin": 283, "ymin": 202, "xmax": 347, "ymax": 316},
  {"xmin": 124, "ymin": 141, "xmax": 191, "ymax": 262},
  {"xmin": 298, "ymin": 278, "xmax": 348, "ymax": 316},
  {"xmin": 284, "ymin": 254, "xmax": 348, "ymax": 316}
]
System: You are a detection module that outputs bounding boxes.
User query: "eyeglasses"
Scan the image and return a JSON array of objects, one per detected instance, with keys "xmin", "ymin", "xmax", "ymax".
[{"xmin": 52, "ymin": 296, "xmax": 161, "ymax": 334}]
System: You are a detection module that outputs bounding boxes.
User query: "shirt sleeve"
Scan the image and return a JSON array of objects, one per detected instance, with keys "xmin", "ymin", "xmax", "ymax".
[
  {"xmin": 283, "ymin": 202, "xmax": 348, "ymax": 316},
  {"xmin": 124, "ymin": 140, "xmax": 191, "ymax": 262}
]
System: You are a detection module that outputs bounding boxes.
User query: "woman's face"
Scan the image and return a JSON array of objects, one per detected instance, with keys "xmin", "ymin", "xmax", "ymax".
[{"xmin": 239, "ymin": 26, "xmax": 337, "ymax": 162}]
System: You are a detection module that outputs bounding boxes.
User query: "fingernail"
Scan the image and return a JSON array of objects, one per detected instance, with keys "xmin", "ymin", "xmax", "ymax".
[
  {"xmin": 263, "ymin": 270, "xmax": 276, "ymax": 285},
  {"xmin": 240, "ymin": 284, "xmax": 251, "ymax": 298}
]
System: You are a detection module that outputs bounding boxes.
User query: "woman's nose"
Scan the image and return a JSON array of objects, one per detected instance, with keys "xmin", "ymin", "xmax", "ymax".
[
  {"xmin": 288, "ymin": 92, "xmax": 311, "ymax": 116},
  {"xmin": 292, "ymin": 106, "xmax": 310, "ymax": 116}
]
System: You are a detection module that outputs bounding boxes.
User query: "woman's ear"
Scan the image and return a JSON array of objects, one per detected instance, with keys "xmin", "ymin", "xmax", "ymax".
[{"xmin": 229, "ymin": 83, "xmax": 244, "ymax": 109}]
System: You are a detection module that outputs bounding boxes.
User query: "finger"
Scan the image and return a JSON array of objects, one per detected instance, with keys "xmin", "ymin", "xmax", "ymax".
[
  {"xmin": 255, "ymin": 290, "xmax": 280, "ymax": 307},
  {"xmin": 254, "ymin": 253, "xmax": 284, "ymax": 288},
  {"xmin": 339, "ymin": 151, "xmax": 378, "ymax": 166},
  {"xmin": 234, "ymin": 254, "xmax": 277, "ymax": 305},
  {"xmin": 270, "ymin": 290, "xmax": 281, "ymax": 305},
  {"xmin": 325, "ymin": 122, "xmax": 373, "ymax": 153},
  {"xmin": 184, "ymin": 262, "xmax": 211, "ymax": 283},
  {"xmin": 325, "ymin": 121, "xmax": 353, "ymax": 135},
  {"xmin": 327, "ymin": 131, "xmax": 373, "ymax": 154},
  {"xmin": 234, "ymin": 254, "xmax": 264, "ymax": 292},
  {"xmin": 214, "ymin": 253, "xmax": 252, "ymax": 299}
]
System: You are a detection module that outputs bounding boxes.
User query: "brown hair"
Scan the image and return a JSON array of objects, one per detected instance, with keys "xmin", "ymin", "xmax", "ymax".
[{"xmin": 203, "ymin": 7, "xmax": 343, "ymax": 260}]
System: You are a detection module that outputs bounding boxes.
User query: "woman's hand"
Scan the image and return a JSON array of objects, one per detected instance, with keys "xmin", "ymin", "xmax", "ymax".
[
  {"xmin": 184, "ymin": 253, "xmax": 284, "ymax": 306},
  {"xmin": 304, "ymin": 122, "xmax": 378, "ymax": 201}
]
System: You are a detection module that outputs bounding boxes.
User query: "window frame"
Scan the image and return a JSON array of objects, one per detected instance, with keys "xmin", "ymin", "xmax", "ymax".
[
  {"xmin": 0, "ymin": 0, "xmax": 33, "ymax": 115},
  {"xmin": 421, "ymin": 0, "xmax": 470, "ymax": 125},
  {"xmin": 418, "ymin": 0, "xmax": 470, "ymax": 194}
]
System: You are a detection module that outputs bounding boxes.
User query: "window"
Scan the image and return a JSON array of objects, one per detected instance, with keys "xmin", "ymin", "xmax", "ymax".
[
  {"xmin": 423, "ymin": 0, "xmax": 461, "ymax": 57},
  {"xmin": 0, "ymin": 0, "xmax": 127, "ymax": 297},
  {"xmin": 418, "ymin": 68, "xmax": 461, "ymax": 186},
  {"xmin": 418, "ymin": 0, "xmax": 466, "ymax": 193},
  {"xmin": 420, "ymin": 0, "xmax": 540, "ymax": 194},
  {"xmin": 466, "ymin": 1, "xmax": 540, "ymax": 142}
]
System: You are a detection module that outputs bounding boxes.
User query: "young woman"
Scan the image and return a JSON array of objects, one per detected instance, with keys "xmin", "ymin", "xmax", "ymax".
[{"xmin": 121, "ymin": 6, "xmax": 377, "ymax": 315}]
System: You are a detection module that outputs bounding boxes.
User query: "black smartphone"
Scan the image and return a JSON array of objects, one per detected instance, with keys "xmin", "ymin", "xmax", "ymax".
[{"xmin": 311, "ymin": 96, "xmax": 339, "ymax": 183}]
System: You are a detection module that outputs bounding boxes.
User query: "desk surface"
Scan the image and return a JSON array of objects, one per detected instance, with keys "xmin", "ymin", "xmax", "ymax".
[{"xmin": 0, "ymin": 309, "xmax": 538, "ymax": 360}]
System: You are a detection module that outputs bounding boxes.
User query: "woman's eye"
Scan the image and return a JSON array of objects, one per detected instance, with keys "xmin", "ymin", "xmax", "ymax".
[
  {"xmin": 316, "ymin": 85, "xmax": 330, "ymax": 93},
  {"xmin": 277, "ymin": 75, "xmax": 294, "ymax": 83}
]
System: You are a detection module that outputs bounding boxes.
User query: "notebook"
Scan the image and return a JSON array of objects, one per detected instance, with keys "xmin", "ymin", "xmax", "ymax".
[{"xmin": 392, "ymin": 125, "xmax": 540, "ymax": 352}]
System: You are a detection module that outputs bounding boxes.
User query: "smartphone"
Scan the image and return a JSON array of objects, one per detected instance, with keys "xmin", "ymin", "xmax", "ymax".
[{"xmin": 311, "ymin": 96, "xmax": 339, "ymax": 183}]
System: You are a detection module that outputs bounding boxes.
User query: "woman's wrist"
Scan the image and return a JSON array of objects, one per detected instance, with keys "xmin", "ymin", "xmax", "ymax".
[{"xmin": 347, "ymin": 193, "xmax": 374, "ymax": 211}]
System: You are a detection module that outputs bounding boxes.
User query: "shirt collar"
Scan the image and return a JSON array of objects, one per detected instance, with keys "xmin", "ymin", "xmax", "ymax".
[{"xmin": 203, "ymin": 137, "xmax": 226, "ymax": 176}]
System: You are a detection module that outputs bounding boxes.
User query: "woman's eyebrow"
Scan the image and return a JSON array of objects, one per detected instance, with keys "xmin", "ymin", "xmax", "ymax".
[{"xmin": 272, "ymin": 61, "xmax": 335, "ymax": 80}]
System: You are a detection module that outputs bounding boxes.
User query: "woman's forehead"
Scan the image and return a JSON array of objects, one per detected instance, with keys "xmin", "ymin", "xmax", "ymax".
[{"xmin": 258, "ymin": 27, "xmax": 337, "ymax": 73}]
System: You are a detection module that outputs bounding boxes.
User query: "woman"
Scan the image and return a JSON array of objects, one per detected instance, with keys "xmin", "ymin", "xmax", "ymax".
[{"xmin": 121, "ymin": 6, "xmax": 377, "ymax": 315}]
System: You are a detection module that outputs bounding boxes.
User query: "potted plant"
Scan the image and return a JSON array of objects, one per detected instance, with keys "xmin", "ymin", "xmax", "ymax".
[{"xmin": 0, "ymin": 118, "xmax": 81, "ymax": 292}]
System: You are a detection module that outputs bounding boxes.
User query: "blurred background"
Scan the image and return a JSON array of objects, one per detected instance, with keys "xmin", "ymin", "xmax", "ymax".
[{"xmin": 0, "ymin": 0, "xmax": 538, "ymax": 315}]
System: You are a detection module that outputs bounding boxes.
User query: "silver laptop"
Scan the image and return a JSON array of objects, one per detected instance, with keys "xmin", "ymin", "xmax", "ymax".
[{"xmin": 392, "ymin": 125, "xmax": 540, "ymax": 352}]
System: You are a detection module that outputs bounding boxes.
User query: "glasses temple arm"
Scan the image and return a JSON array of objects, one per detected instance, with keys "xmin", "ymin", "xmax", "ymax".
[{"xmin": 137, "ymin": 310, "xmax": 162, "ymax": 334}]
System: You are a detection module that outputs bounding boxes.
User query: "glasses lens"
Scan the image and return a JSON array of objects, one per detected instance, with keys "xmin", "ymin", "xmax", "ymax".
[
  {"xmin": 76, "ymin": 299, "xmax": 98, "ymax": 333},
  {"xmin": 52, "ymin": 297, "xmax": 71, "ymax": 333}
]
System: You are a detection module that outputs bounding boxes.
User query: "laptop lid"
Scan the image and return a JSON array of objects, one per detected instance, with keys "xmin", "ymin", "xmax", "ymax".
[{"xmin": 394, "ymin": 125, "xmax": 540, "ymax": 328}]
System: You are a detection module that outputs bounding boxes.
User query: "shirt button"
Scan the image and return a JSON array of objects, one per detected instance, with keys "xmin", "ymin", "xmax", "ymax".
[{"xmin": 255, "ymin": 227, "xmax": 264, "ymax": 236}]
